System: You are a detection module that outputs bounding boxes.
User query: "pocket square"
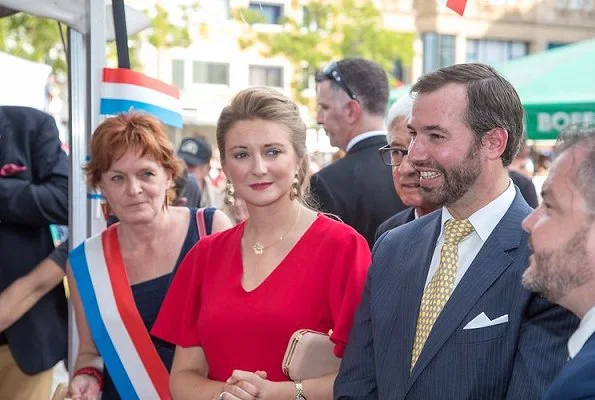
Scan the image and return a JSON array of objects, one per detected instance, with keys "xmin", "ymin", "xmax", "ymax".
[
  {"xmin": 0, "ymin": 163, "xmax": 28, "ymax": 177},
  {"xmin": 463, "ymin": 312, "xmax": 509, "ymax": 330}
]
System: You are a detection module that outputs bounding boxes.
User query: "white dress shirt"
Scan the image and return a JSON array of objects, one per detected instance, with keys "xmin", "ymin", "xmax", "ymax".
[
  {"xmin": 345, "ymin": 130, "xmax": 386, "ymax": 153},
  {"xmin": 568, "ymin": 305, "xmax": 595, "ymax": 359},
  {"xmin": 424, "ymin": 180, "xmax": 516, "ymax": 288}
]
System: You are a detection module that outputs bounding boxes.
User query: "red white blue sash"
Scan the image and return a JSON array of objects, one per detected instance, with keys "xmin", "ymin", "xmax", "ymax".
[{"xmin": 69, "ymin": 225, "xmax": 171, "ymax": 400}]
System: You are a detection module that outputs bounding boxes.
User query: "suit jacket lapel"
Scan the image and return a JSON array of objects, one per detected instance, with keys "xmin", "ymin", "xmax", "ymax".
[
  {"xmin": 398, "ymin": 208, "xmax": 416, "ymax": 226},
  {"xmin": 408, "ymin": 192, "xmax": 529, "ymax": 388},
  {"xmin": 382, "ymin": 211, "xmax": 442, "ymax": 392}
]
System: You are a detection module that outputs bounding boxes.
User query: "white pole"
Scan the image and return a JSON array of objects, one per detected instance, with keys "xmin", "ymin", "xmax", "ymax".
[
  {"xmin": 67, "ymin": 0, "xmax": 106, "ymax": 374},
  {"xmin": 67, "ymin": 25, "xmax": 87, "ymax": 376}
]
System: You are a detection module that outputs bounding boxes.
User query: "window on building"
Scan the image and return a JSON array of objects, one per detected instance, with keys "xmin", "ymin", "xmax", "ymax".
[
  {"xmin": 300, "ymin": 64, "xmax": 315, "ymax": 90},
  {"xmin": 466, "ymin": 39, "xmax": 528, "ymax": 64},
  {"xmin": 249, "ymin": 65, "xmax": 284, "ymax": 87},
  {"xmin": 248, "ymin": 2, "xmax": 283, "ymax": 24},
  {"xmin": 556, "ymin": 0, "xmax": 592, "ymax": 9},
  {"xmin": 567, "ymin": 0, "xmax": 583, "ymax": 9},
  {"xmin": 192, "ymin": 61, "xmax": 230, "ymax": 85},
  {"xmin": 423, "ymin": 33, "xmax": 456, "ymax": 73},
  {"xmin": 301, "ymin": 6, "xmax": 319, "ymax": 30},
  {"xmin": 172, "ymin": 59, "xmax": 185, "ymax": 89}
]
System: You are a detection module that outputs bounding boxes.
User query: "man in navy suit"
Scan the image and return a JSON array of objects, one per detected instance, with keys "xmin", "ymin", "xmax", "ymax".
[
  {"xmin": 0, "ymin": 106, "xmax": 68, "ymax": 398},
  {"xmin": 375, "ymin": 96, "xmax": 541, "ymax": 242},
  {"xmin": 311, "ymin": 58, "xmax": 405, "ymax": 248},
  {"xmin": 335, "ymin": 63, "xmax": 577, "ymax": 399},
  {"xmin": 522, "ymin": 127, "xmax": 595, "ymax": 400}
]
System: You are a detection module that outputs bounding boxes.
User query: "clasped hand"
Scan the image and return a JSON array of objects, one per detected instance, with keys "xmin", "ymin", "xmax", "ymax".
[{"xmin": 217, "ymin": 370, "xmax": 281, "ymax": 400}]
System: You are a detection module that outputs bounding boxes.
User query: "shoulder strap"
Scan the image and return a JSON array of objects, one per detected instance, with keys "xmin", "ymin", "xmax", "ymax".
[
  {"xmin": 195, "ymin": 207, "xmax": 216, "ymax": 238},
  {"xmin": 196, "ymin": 208, "xmax": 208, "ymax": 238}
]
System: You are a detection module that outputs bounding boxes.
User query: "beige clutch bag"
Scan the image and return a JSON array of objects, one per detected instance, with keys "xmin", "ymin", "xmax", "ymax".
[{"xmin": 282, "ymin": 329, "xmax": 341, "ymax": 381}]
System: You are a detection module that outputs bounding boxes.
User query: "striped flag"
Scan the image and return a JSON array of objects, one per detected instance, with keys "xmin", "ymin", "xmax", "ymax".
[
  {"xmin": 439, "ymin": 0, "xmax": 468, "ymax": 15},
  {"xmin": 69, "ymin": 226, "xmax": 171, "ymax": 400},
  {"xmin": 101, "ymin": 68, "xmax": 183, "ymax": 128}
]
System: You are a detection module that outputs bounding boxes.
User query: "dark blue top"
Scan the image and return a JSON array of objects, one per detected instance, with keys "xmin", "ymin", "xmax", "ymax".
[{"xmin": 101, "ymin": 208, "xmax": 214, "ymax": 400}]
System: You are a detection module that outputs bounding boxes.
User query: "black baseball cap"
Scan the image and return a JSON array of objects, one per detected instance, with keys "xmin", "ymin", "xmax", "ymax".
[{"xmin": 178, "ymin": 137, "xmax": 212, "ymax": 166}]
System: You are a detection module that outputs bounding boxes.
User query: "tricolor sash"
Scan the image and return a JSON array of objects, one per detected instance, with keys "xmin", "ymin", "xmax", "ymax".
[{"xmin": 69, "ymin": 225, "xmax": 171, "ymax": 400}]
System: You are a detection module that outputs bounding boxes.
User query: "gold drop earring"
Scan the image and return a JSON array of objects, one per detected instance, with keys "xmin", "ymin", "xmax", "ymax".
[
  {"xmin": 225, "ymin": 180, "xmax": 236, "ymax": 206},
  {"xmin": 289, "ymin": 173, "xmax": 299, "ymax": 201}
]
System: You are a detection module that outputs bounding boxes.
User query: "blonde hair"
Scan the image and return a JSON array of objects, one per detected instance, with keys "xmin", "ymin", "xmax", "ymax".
[{"xmin": 216, "ymin": 87, "xmax": 314, "ymax": 206}]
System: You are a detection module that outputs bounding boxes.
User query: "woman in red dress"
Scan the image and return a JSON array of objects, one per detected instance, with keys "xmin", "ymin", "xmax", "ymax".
[{"xmin": 152, "ymin": 87, "xmax": 371, "ymax": 400}]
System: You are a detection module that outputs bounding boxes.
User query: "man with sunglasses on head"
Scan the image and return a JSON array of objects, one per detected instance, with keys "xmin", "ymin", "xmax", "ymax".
[{"xmin": 311, "ymin": 58, "xmax": 405, "ymax": 248}]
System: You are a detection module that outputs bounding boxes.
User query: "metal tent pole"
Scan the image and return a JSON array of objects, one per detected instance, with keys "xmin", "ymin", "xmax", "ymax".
[{"xmin": 67, "ymin": 0, "xmax": 106, "ymax": 374}]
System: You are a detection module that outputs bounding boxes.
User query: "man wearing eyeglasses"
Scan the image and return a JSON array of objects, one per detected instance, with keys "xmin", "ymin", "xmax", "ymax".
[
  {"xmin": 375, "ymin": 95, "xmax": 442, "ymax": 242},
  {"xmin": 311, "ymin": 58, "xmax": 405, "ymax": 248}
]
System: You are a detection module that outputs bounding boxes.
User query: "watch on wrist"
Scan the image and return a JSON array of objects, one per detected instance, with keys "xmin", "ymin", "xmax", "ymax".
[{"xmin": 295, "ymin": 380, "xmax": 307, "ymax": 400}]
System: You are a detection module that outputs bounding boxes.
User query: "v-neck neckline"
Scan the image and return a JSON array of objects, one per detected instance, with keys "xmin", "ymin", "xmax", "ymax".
[{"xmin": 236, "ymin": 214, "xmax": 322, "ymax": 294}]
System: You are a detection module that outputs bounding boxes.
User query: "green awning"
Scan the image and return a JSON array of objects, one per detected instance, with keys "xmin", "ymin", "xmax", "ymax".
[
  {"xmin": 389, "ymin": 38, "xmax": 595, "ymax": 140},
  {"xmin": 496, "ymin": 38, "xmax": 595, "ymax": 140}
]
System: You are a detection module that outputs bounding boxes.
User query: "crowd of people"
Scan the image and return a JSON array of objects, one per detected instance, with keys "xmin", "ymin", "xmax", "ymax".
[{"xmin": 0, "ymin": 58, "xmax": 593, "ymax": 400}]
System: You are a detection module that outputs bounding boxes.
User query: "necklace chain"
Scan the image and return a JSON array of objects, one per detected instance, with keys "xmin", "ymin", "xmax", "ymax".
[{"xmin": 252, "ymin": 206, "xmax": 302, "ymax": 255}]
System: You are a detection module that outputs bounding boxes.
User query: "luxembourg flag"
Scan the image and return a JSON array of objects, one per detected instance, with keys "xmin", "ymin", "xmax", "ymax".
[
  {"xmin": 438, "ymin": 0, "xmax": 468, "ymax": 15},
  {"xmin": 69, "ymin": 225, "xmax": 171, "ymax": 399},
  {"xmin": 101, "ymin": 68, "xmax": 183, "ymax": 128}
]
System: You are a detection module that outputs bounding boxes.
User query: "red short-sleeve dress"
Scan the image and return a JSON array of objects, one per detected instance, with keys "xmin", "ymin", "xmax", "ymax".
[{"xmin": 151, "ymin": 214, "xmax": 371, "ymax": 382}]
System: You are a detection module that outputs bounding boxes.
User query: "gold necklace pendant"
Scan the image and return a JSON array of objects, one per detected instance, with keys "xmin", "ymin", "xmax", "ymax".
[
  {"xmin": 253, "ymin": 242, "xmax": 264, "ymax": 255},
  {"xmin": 250, "ymin": 206, "xmax": 302, "ymax": 256}
]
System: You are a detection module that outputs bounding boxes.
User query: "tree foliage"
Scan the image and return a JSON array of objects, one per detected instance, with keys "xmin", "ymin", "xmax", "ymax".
[
  {"xmin": 0, "ymin": 14, "xmax": 66, "ymax": 77},
  {"xmin": 234, "ymin": 0, "xmax": 414, "ymax": 104},
  {"xmin": 0, "ymin": 4, "xmax": 196, "ymax": 77}
]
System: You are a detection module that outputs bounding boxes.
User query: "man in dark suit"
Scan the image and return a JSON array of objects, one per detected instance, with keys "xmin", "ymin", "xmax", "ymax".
[
  {"xmin": 509, "ymin": 169, "xmax": 538, "ymax": 208},
  {"xmin": 335, "ymin": 64, "xmax": 577, "ymax": 399},
  {"xmin": 0, "ymin": 106, "xmax": 68, "ymax": 398},
  {"xmin": 522, "ymin": 127, "xmax": 595, "ymax": 400},
  {"xmin": 311, "ymin": 58, "xmax": 405, "ymax": 248}
]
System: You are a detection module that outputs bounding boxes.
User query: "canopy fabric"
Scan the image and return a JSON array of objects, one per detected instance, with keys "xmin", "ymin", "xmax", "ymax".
[
  {"xmin": 388, "ymin": 38, "xmax": 595, "ymax": 140},
  {"xmin": 0, "ymin": 0, "xmax": 150, "ymax": 39},
  {"xmin": 496, "ymin": 38, "xmax": 595, "ymax": 140}
]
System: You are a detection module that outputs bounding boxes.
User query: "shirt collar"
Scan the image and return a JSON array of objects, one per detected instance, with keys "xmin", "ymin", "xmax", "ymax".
[
  {"xmin": 345, "ymin": 130, "xmax": 386, "ymax": 152},
  {"xmin": 440, "ymin": 179, "xmax": 516, "ymax": 242},
  {"xmin": 568, "ymin": 305, "xmax": 595, "ymax": 358}
]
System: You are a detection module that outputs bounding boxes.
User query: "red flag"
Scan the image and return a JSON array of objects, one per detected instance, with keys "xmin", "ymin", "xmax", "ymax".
[{"xmin": 445, "ymin": 0, "xmax": 468, "ymax": 15}]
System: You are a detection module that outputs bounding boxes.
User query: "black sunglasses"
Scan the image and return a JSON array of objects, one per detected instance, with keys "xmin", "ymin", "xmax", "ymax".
[
  {"xmin": 378, "ymin": 145, "xmax": 408, "ymax": 167},
  {"xmin": 322, "ymin": 61, "xmax": 358, "ymax": 101}
]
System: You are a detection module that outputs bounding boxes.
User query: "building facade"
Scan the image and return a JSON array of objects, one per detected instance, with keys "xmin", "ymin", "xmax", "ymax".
[{"xmin": 137, "ymin": 0, "xmax": 595, "ymax": 149}]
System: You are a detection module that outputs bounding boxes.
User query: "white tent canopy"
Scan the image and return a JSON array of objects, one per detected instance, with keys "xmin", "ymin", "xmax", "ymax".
[
  {"xmin": 0, "ymin": 0, "xmax": 149, "ymax": 40},
  {"xmin": 0, "ymin": 52, "xmax": 51, "ymax": 110}
]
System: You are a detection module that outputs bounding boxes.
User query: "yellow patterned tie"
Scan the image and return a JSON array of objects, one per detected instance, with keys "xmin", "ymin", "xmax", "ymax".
[{"xmin": 410, "ymin": 218, "xmax": 475, "ymax": 369}]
